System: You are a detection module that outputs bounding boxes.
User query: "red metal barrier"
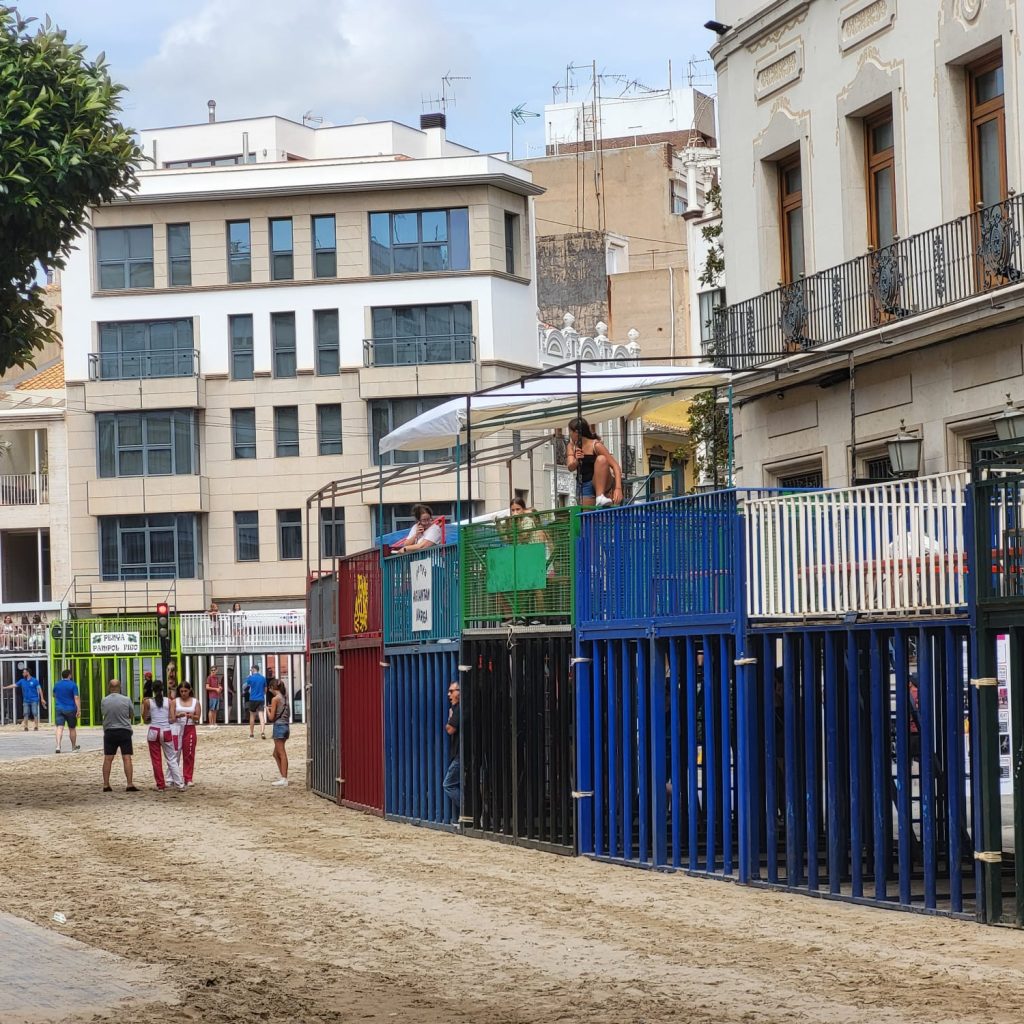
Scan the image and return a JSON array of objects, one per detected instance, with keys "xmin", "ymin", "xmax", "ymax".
[
  {"xmin": 339, "ymin": 549, "xmax": 382, "ymax": 641},
  {"xmin": 339, "ymin": 639, "xmax": 385, "ymax": 814}
]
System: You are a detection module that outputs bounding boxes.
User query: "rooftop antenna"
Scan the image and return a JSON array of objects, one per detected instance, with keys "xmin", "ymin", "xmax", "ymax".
[
  {"xmin": 510, "ymin": 103, "xmax": 540, "ymax": 161},
  {"xmin": 421, "ymin": 70, "xmax": 471, "ymax": 115},
  {"xmin": 302, "ymin": 111, "xmax": 324, "ymax": 127}
]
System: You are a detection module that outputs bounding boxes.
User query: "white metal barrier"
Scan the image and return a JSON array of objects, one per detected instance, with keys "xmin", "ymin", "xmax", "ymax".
[
  {"xmin": 745, "ymin": 471, "xmax": 969, "ymax": 619},
  {"xmin": 0, "ymin": 472, "xmax": 48, "ymax": 505},
  {"xmin": 179, "ymin": 610, "xmax": 306, "ymax": 654}
]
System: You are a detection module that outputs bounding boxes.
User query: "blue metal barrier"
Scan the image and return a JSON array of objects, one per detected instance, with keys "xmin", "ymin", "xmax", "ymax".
[
  {"xmin": 384, "ymin": 644, "xmax": 460, "ymax": 829},
  {"xmin": 383, "ymin": 543, "xmax": 459, "ymax": 645}
]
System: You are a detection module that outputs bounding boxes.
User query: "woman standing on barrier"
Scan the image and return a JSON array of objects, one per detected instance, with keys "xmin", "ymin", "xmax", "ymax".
[
  {"xmin": 174, "ymin": 681, "xmax": 201, "ymax": 786},
  {"xmin": 143, "ymin": 681, "xmax": 184, "ymax": 792},
  {"xmin": 267, "ymin": 680, "xmax": 291, "ymax": 787},
  {"xmin": 566, "ymin": 417, "xmax": 624, "ymax": 507}
]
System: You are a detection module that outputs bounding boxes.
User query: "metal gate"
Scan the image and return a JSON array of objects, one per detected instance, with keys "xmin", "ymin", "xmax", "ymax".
[
  {"xmin": 339, "ymin": 640, "xmax": 385, "ymax": 814},
  {"xmin": 576, "ymin": 630, "xmax": 742, "ymax": 875},
  {"xmin": 384, "ymin": 643, "xmax": 460, "ymax": 829},
  {"xmin": 308, "ymin": 648, "xmax": 340, "ymax": 802},
  {"xmin": 747, "ymin": 623, "xmax": 976, "ymax": 916},
  {"xmin": 462, "ymin": 629, "xmax": 575, "ymax": 854}
]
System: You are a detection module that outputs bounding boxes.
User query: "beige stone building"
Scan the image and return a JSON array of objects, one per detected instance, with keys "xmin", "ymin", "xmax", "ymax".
[
  {"xmin": 59, "ymin": 115, "xmax": 542, "ymax": 613},
  {"xmin": 711, "ymin": 0, "xmax": 1024, "ymax": 487}
]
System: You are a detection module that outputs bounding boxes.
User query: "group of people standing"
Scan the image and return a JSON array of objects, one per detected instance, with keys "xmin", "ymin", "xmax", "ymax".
[{"xmin": 91, "ymin": 663, "xmax": 292, "ymax": 793}]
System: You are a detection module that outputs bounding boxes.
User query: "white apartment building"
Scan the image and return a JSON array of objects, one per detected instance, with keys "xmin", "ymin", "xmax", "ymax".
[
  {"xmin": 60, "ymin": 114, "xmax": 542, "ymax": 613},
  {"xmin": 710, "ymin": 0, "xmax": 1024, "ymax": 487}
]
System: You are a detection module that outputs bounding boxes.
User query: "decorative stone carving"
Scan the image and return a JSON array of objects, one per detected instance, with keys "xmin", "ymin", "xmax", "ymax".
[
  {"xmin": 538, "ymin": 317, "xmax": 640, "ymax": 369},
  {"xmin": 839, "ymin": 0, "xmax": 895, "ymax": 53},
  {"xmin": 959, "ymin": 0, "xmax": 982, "ymax": 23},
  {"xmin": 755, "ymin": 42, "xmax": 804, "ymax": 100},
  {"xmin": 745, "ymin": 4, "xmax": 810, "ymax": 53}
]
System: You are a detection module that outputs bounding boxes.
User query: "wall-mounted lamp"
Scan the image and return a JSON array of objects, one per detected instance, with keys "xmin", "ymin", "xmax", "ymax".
[
  {"xmin": 992, "ymin": 393, "xmax": 1024, "ymax": 442},
  {"xmin": 887, "ymin": 419, "xmax": 922, "ymax": 478}
]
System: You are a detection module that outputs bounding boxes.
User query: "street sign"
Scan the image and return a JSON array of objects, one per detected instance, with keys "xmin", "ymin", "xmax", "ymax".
[{"xmin": 90, "ymin": 631, "xmax": 140, "ymax": 655}]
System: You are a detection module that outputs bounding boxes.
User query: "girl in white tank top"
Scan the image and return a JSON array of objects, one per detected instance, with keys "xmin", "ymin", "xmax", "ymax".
[{"xmin": 174, "ymin": 682, "xmax": 200, "ymax": 786}]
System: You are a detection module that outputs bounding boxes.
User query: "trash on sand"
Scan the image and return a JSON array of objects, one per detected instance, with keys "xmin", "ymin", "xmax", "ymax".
[{"xmin": 52, "ymin": 912, "xmax": 67, "ymax": 925}]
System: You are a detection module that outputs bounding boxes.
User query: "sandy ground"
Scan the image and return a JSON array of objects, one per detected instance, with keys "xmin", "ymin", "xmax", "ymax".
[{"xmin": 2, "ymin": 723, "xmax": 1023, "ymax": 1024}]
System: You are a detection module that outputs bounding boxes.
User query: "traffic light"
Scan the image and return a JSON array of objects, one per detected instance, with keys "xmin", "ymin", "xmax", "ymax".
[{"xmin": 156, "ymin": 602, "xmax": 171, "ymax": 665}]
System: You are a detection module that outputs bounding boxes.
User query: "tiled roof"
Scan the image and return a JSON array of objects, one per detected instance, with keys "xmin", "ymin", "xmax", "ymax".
[{"xmin": 15, "ymin": 361, "xmax": 64, "ymax": 390}]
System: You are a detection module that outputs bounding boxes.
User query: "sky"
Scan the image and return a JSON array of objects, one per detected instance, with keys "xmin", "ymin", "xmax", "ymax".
[{"xmin": 20, "ymin": 0, "xmax": 717, "ymax": 158}]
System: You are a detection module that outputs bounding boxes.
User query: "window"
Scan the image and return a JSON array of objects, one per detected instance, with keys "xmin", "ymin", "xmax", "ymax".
[
  {"xmin": 317, "ymin": 404, "xmax": 342, "ymax": 455},
  {"xmin": 369, "ymin": 303, "xmax": 473, "ymax": 366},
  {"xmin": 274, "ymin": 406, "xmax": 299, "ymax": 457},
  {"xmin": 698, "ymin": 288, "xmax": 726, "ymax": 349},
  {"xmin": 778, "ymin": 156, "xmax": 804, "ymax": 284},
  {"xmin": 863, "ymin": 454, "xmax": 894, "ymax": 481},
  {"xmin": 272, "ymin": 312, "xmax": 296, "ymax": 377},
  {"xmin": 369, "ymin": 208, "xmax": 470, "ymax": 275},
  {"xmin": 319, "ymin": 506, "xmax": 345, "ymax": 558},
  {"xmin": 866, "ymin": 110, "xmax": 896, "ymax": 249},
  {"xmin": 167, "ymin": 224, "xmax": 192, "ymax": 286},
  {"xmin": 231, "ymin": 408, "xmax": 256, "ymax": 460},
  {"xmin": 96, "ymin": 319, "xmax": 194, "ymax": 380},
  {"xmin": 315, "ymin": 309, "xmax": 339, "ymax": 375},
  {"xmin": 369, "ymin": 396, "xmax": 454, "ymax": 465},
  {"xmin": 277, "ymin": 509, "xmax": 302, "ymax": 560},
  {"xmin": 96, "ymin": 226, "xmax": 154, "ymax": 290},
  {"xmin": 230, "ymin": 315, "xmax": 254, "ymax": 380},
  {"xmin": 312, "ymin": 215, "xmax": 337, "ymax": 277},
  {"xmin": 671, "ymin": 181, "xmax": 688, "ymax": 215},
  {"xmin": 96, "ymin": 411, "xmax": 198, "ymax": 477},
  {"xmin": 100, "ymin": 514, "xmax": 201, "ymax": 580},
  {"xmin": 777, "ymin": 466, "xmax": 823, "ymax": 489},
  {"xmin": 967, "ymin": 53, "xmax": 1007, "ymax": 209},
  {"xmin": 235, "ymin": 511, "xmax": 260, "ymax": 562},
  {"xmin": 504, "ymin": 211, "xmax": 520, "ymax": 274},
  {"xmin": 269, "ymin": 217, "xmax": 294, "ymax": 280},
  {"xmin": 227, "ymin": 220, "xmax": 251, "ymax": 283}
]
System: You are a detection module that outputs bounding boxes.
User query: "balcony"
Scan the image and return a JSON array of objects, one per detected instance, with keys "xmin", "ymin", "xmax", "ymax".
[
  {"xmin": 88, "ymin": 349, "xmax": 199, "ymax": 381},
  {"xmin": 712, "ymin": 195, "xmax": 1024, "ymax": 368},
  {"xmin": 179, "ymin": 609, "xmax": 306, "ymax": 654},
  {"xmin": 363, "ymin": 334, "xmax": 475, "ymax": 367},
  {"xmin": 0, "ymin": 473, "xmax": 47, "ymax": 506}
]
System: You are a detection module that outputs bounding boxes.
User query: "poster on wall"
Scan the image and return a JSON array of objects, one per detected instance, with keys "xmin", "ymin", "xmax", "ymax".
[
  {"xmin": 411, "ymin": 558, "xmax": 432, "ymax": 633},
  {"xmin": 996, "ymin": 634, "xmax": 1013, "ymax": 795}
]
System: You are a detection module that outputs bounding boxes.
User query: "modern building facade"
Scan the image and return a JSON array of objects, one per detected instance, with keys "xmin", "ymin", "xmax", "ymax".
[
  {"xmin": 710, "ymin": 0, "xmax": 1024, "ymax": 487},
  {"xmin": 59, "ymin": 114, "xmax": 542, "ymax": 614}
]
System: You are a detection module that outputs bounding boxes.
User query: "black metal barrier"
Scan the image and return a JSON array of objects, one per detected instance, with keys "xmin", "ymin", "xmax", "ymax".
[
  {"xmin": 462, "ymin": 628, "xmax": 575, "ymax": 854},
  {"xmin": 309, "ymin": 648, "xmax": 340, "ymax": 802}
]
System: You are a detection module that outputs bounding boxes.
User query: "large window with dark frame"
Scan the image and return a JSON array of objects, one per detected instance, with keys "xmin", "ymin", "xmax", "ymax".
[
  {"xmin": 315, "ymin": 309, "xmax": 339, "ymax": 375},
  {"xmin": 312, "ymin": 215, "xmax": 337, "ymax": 278},
  {"xmin": 100, "ymin": 514, "xmax": 201, "ymax": 581},
  {"xmin": 231, "ymin": 408, "xmax": 256, "ymax": 460},
  {"xmin": 234, "ymin": 511, "xmax": 260, "ymax": 562},
  {"xmin": 227, "ymin": 220, "xmax": 251, "ymax": 283},
  {"xmin": 369, "ymin": 396, "xmax": 454, "ymax": 466},
  {"xmin": 778, "ymin": 156, "xmax": 805, "ymax": 284},
  {"xmin": 319, "ymin": 506, "xmax": 345, "ymax": 559},
  {"xmin": 274, "ymin": 406, "xmax": 299, "ymax": 457},
  {"xmin": 369, "ymin": 302, "xmax": 473, "ymax": 366},
  {"xmin": 277, "ymin": 509, "xmax": 302, "ymax": 560},
  {"xmin": 97, "ymin": 319, "xmax": 195, "ymax": 380},
  {"xmin": 96, "ymin": 410, "xmax": 198, "ymax": 478},
  {"xmin": 230, "ymin": 314, "xmax": 254, "ymax": 380},
  {"xmin": 272, "ymin": 312, "xmax": 297, "ymax": 378},
  {"xmin": 865, "ymin": 108, "xmax": 897, "ymax": 250},
  {"xmin": 269, "ymin": 217, "xmax": 294, "ymax": 280},
  {"xmin": 967, "ymin": 52, "xmax": 1007, "ymax": 210},
  {"xmin": 96, "ymin": 226, "xmax": 154, "ymax": 290},
  {"xmin": 369, "ymin": 208, "xmax": 470, "ymax": 275},
  {"xmin": 504, "ymin": 211, "xmax": 520, "ymax": 274},
  {"xmin": 316, "ymin": 403, "xmax": 342, "ymax": 455},
  {"xmin": 167, "ymin": 224, "xmax": 192, "ymax": 286}
]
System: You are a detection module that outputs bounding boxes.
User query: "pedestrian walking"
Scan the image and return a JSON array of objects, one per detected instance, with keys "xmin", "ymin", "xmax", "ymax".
[
  {"xmin": 443, "ymin": 680, "xmax": 462, "ymax": 815},
  {"xmin": 206, "ymin": 664, "xmax": 223, "ymax": 727},
  {"xmin": 2, "ymin": 668, "xmax": 47, "ymax": 731},
  {"xmin": 143, "ymin": 680, "xmax": 184, "ymax": 792},
  {"xmin": 100, "ymin": 679, "xmax": 137, "ymax": 793},
  {"xmin": 246, "ymin": 663, "xmax": 268, "ymax": 740},
  {"xmin": 267, "ymin": 680, "xmax": 291, "ymax": 787},
  {"xmin": 53, "ymin": 668, "xmax": 81, "ymax": 753},
  {"xmin": 174, "ymin": 681, "xmax": 201, "ymax": 786}
]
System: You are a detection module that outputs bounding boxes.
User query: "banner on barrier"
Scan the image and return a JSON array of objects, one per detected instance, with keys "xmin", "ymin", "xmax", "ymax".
[{"xmin": 411, "ymin": 558, "xmax": 432, "ymax": 633}]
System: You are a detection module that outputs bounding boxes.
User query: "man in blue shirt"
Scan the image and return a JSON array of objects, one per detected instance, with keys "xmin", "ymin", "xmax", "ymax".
[
  {"xmin": 53, "ymin": 668, "xmax": 82, "ymax": 754},
  {"xmin": 246, "ymin": 663, "xmax": 268, "ymax": 740},
  {"xmin": 2, "ymin": 668, "xmax": 46, "ymax": 731}
]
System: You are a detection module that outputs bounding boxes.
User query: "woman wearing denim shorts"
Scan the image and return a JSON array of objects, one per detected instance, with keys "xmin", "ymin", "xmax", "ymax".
[{"xmin": 267, "ymin": 680, "xmax": 291, "ymax": 788}]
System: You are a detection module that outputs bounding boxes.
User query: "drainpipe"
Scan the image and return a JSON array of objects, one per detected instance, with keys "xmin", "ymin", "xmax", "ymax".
[{"xmin": 668, "ymin": 266, "xmax": 676, "ymax": 359}]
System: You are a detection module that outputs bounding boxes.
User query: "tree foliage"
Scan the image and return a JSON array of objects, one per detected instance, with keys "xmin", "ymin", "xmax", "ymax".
[
  {"xmin": 1, "ymin": 7, "xmax": 141, "ymax": 372},
  {"xmin": 697, "ymin": 181, "xmax": 723, "ymax": 289}
]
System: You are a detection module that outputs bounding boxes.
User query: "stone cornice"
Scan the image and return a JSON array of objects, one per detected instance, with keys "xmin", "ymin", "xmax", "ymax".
[{"xmin": 710, "ymin": 0, "xmax": 813, "ymax": 65}]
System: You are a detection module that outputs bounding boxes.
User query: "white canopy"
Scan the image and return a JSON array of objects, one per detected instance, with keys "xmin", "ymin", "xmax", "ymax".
[{"xmin": 378, "ymin": 365, "xmax": 732, "ymax": 454}]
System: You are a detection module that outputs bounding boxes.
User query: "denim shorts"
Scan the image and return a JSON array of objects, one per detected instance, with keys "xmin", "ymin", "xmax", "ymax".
[
  {"xmin": 208, "ymin": 698, "xmax": 221, "ymax": 711},
  {"xmin": 23, "ymin": 700, "xmax": 39, "ymax": 720},
  {"xmin": 272, "ymin": 722, "xmax": 290, "ymax": 741},
  {"xmin": 580, "ymin": 480, "xmax": 596, "ymax": 498}
]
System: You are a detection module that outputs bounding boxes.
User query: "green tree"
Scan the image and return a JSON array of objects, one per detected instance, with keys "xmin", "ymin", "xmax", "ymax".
[{"xmin": 1, "ymin": 7, "xmax": 141, "ymax": 372}]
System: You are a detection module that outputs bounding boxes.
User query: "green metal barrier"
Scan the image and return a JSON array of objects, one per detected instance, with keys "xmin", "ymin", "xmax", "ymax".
[
  {"xmin": 460, "ymin": 507, "xmax": 579, "ymax": 629},
  {"xmin": 48, "ymin": 616, "xmax": 182, "ymax": 726}
]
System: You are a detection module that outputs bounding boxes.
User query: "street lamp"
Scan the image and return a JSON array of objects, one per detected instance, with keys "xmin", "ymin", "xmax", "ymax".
[
  {"xmin": 992, "ymin": 393, "xmax": 1024, "ymax": 441},
  {"xmin": 887, "ymin": 419, "xmax": 922, "ymax": 478}
]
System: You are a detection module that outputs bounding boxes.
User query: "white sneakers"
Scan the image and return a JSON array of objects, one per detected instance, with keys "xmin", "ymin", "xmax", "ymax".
[
  {"xmin": 595, "ymin": 494, "xmax": 613, "ymax": 507},
  {"xmin": 272, "ymin": 778, "xmax": 289, "ymax": 787}
]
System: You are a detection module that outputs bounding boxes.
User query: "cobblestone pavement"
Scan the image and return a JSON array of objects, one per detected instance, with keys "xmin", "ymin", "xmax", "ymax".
[{"xmin": 0, "ymin": 911, "xmax": 173, "ymax": 1021}]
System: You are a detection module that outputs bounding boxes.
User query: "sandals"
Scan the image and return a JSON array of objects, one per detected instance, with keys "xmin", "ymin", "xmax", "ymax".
[
  {"xmin": 102, "ymin": 786, "xmax": 113, "ymax": 792},
  {"xmin": 125, "ymin": 786, "xmax": 139, "ymax": 792}
]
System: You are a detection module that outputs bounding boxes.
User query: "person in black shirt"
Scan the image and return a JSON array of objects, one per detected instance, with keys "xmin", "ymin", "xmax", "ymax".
[{"xmin": 443, "ymin": 680, "xmax": 461, "ymax": 814}]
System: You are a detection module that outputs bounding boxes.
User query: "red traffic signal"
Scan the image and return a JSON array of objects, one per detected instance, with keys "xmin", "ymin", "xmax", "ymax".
[
  {"xmin": 156, "ymin": 602, "xmax": 169, "ymax": 617},
  {"xmin": 156, "ymin": 602, "xmax": 170, "ymax": 641}
]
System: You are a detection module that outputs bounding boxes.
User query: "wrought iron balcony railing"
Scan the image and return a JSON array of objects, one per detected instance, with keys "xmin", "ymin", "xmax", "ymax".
[
  {"xmin": 711, "ymin": 194, "xmax": 1024, "ymax": 368},
  {"xmin": 363, "ymin": 334, "xmax": 475, "ymax": 367}
]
